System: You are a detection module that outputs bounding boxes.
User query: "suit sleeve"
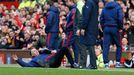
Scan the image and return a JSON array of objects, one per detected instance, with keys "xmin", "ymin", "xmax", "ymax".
[{"xmin": 80, "ymin": 2, "xmax": 92, "ymax": 29}]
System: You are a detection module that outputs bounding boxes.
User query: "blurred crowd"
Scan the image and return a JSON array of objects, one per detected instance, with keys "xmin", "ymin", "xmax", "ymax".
[
  {"xmin": 0, "ymin": 0, "xmax": 134, "ymax": 67},
  {"xmin": 0, "ymin": 0, "xmax": 133, "ymax": 50}
]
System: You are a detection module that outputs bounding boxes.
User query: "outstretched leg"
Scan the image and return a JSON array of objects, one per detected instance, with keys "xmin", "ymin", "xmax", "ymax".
[{"xmin": 49, "ymin": 47, "xmax": 74, "ymax": 68}]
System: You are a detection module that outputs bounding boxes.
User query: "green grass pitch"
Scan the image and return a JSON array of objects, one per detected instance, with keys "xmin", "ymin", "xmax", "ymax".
[{"xmin": 0, "ymin": 64, "xmax": 134, "ymax": 75}]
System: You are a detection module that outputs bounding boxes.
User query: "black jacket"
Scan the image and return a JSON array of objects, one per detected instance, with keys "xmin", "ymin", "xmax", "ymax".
[{"xmin": 79, "ymin": 0, "xmax": 99, "ymax": 45}]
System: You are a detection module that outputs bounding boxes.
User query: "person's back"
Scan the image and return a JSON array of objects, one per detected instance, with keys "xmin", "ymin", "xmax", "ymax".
[
  {"xmin": 100, "ymin": 1, "xmax": 124, "ymax": 68},
  {"xmin": 45, "ymin": 2, "xmax": 59, "ymax": 50},
  {"xmin": 100, "ymin": 1, "xmax": 123, "ymax": 29},
  {"xmin": 45, "ymin": 5, "xmax": 59, "ymax": 33}
]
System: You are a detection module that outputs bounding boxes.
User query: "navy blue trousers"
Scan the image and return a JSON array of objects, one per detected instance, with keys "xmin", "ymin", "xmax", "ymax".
[
  {"xmin": 103, "ymin": 27, "xmax": 122, "ymax": 64},
  {"xmin": 65, "ymin": 31, "xmax": 79, "ymax": 63},
  {"xmin": 46, "ymin": 33, "xmax": 58, "ymax": 50}
]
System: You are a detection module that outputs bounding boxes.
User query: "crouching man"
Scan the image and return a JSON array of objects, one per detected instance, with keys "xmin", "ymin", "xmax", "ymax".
[{"xmin": 12, "ymin": 47, "xmax": 78, "ymax": 68}]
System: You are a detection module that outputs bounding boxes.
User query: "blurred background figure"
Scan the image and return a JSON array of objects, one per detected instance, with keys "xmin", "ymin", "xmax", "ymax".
[{"xmin": 95, "ymin": 45, "xmax": 105, "ymax": 68}]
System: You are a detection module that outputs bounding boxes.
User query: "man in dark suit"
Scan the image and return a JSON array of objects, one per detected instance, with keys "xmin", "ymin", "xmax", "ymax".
[{"xmin": 76, "ymin": 0, "xmax": 99, "ymax": 69}]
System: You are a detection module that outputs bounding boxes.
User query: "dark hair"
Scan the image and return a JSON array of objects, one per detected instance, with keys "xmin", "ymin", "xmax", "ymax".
[
  {"xmin": 47, "ymin": 0, "xmax": 58, "ymax": 5},
  {"xmin": 129, "ymin": 0, "xmax": 134, "ymax": 9}
]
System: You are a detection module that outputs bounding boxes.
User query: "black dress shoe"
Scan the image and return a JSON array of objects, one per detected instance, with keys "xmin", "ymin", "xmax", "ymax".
[
  {"xmin": 90, "ymin": 67, "xmax": 97, "ymax": 69},
  {"xmin": 87, "ymin": 65, "xmax": 97, "ymax": 69}
]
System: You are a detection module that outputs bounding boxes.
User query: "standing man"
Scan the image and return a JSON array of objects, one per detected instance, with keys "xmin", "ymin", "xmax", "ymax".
[
  {"xmin": 45, "ymin": 0, "xmax": 59, "ymax": 50},
  {"xmin": 73, "ymin": 0, "xmax": 84, "ymax": 66},
  {"xmin": 76, "ymin": 0, "xmax": 99, "ymax": 69},
  {"xmin": 100, "ymin": 0, "xmax": 123, "ymax": 68},
  {"xmin": 65, "ymin": 0, "xmax": 79, "ymax": 64}
]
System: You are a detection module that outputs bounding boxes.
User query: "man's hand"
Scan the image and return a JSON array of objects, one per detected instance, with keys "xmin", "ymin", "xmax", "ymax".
[
  {"xmin": 81, "ymin": 29, "xmax": 85, "ymax": 36},
  {"xmin": 12, "ymin": 55, "xmax": 18, "ymax": 61},
  {"xmin": 119, "ymin": 29, "xmax": 122, "ymax": 33},
  {"xmin": 76, "ymin": 30, "xmax": 80, "ymax": 36},
  {"xmin": 51, "ymin": 50, "xmax": 57, "ymax": 53}
]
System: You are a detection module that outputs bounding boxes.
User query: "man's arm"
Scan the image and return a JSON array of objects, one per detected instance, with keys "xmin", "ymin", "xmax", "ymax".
[
  {"xmin": 76, "ymin": 1, "xmax": 92, "ymax": 36},
  {"xmin": 80, "ymin": 1, "xmax": 92, "ymax": 29},
  {"xmin": 12, "ymin": 55, "xmax": 34, "ymax": 67}
]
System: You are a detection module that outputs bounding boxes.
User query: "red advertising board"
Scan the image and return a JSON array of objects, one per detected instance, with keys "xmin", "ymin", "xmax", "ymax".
[{"xmin": 0, "ymin": 54, "xmax": 5, "ymax": 64}]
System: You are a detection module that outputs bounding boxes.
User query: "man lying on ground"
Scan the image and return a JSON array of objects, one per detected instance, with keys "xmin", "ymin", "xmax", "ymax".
[{"xmin": 12, "ymin": 47, "xmax": 78, "ymax": 68}]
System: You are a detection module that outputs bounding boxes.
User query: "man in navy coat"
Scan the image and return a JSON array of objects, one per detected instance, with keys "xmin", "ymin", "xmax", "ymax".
[
  {"xmin": 45, "ymin": 1, "xmax": 59, "ymax": 50},
  {"xmin": 76, "ymin": 0, "xmax": 99, "ymax": 69}
]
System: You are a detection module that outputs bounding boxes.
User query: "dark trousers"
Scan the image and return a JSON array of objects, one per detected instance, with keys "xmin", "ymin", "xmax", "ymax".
[
  {"xmin": 103, "ymin": 27, "xmax": 122, "ymax": 64},
  {"xmin": 47, "ymin": 47, "xmax": 74, "ymax": 68},
  {"xmin": 66, "ymin": 32, "xmax": 79, "ymax": 63},
  {"xmin": 87, "ymin": 46, "xmax": 97, "ymax": 68},
  {"xmin": 78, "ymin": 44, "xmax": 87, "ymax": 68},
  {"xmin": 46, "ymin": 33, "xmax": 58, "ymax": 50},
  {"xmin": 79, "ymin": 44, "xmax": 97, "ymax": 68}
]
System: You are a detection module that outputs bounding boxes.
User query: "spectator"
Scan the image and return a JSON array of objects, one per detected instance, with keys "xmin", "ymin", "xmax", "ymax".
[
  {"xmin": 122, "ymin": 21, "xmax": 134, "ymax": 45},
  {"xmin": 36, "ymin": 0, "xmax": 47, "ymax": 5},
  {"xmin": 129, "ymin": 0, "xmax": 134, "ymax": 9},
  {"xmin": 95, "ymin": 45, "xmax": 105, "ymax": 68},
  {"xmin": 122, "ymin": 21, "xmax": 131, "ymax": 38},
  {"xmin": 109, "ymin": 44, "xmax": 117, "ymax": 51},
  {"xmin": 122, "ymin": 37, "xmax": 130, "ymax": 51},
  {"xmin": 18, "ymin": 0, "xmax": 36, "ymax": 9},
  {"xmin": 124, "ymin": 53, "xmax": 134, "ymax": 68}
]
